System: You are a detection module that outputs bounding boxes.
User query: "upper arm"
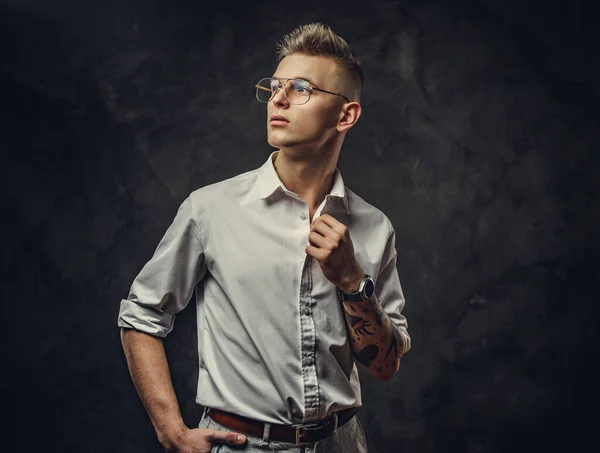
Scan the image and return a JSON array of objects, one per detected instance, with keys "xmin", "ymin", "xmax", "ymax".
[{"xmin": 117, "ymin": 196, "xmax": 207, "ymax": 338}]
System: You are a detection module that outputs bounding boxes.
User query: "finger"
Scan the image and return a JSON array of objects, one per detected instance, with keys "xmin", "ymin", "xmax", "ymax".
[
  {"xmin": 311, "ymin": 221, "xmax": 341, "ymax": 245},
  {"xmin": 204, "ymin": 428, "xmax": 247, "ymax": 446},
  {"xmin": 306, "ymin": 244, "xmax": 327, "ymax": 261},
  {"xmin": 313, "ymin": 214, "xmax": 347, "ymax": 236},
  {"xmin": 308, "ymin": 231, "xmax": 334, "ymax": 249}
]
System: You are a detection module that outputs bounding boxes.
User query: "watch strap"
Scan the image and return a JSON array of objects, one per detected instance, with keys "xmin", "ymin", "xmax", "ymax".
[
  {"xmin": 337, "ymin": 275, "xmax": 372, "ymax": 302},
  {"xmin": 338, "ymin": 288, "xmax": 363, "ymax": 302}
]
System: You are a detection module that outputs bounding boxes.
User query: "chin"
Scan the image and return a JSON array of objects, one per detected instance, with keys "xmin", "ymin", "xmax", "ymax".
[
  {"xmin": 270, "ymin": 140, "xmax": 302, "ymax": 149},
  {"xmin": 267, "ymin": 135, "xmax": 279, "ymax": 148},
  {"xmin": 268, "ymin": 133, "xmax": 296, "ymax": 149}
]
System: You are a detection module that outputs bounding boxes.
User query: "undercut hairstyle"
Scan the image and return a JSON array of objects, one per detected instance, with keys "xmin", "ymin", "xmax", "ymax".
[{"xmin": 276, "ymin": 23, "xmax": 364, "ymax": 102}]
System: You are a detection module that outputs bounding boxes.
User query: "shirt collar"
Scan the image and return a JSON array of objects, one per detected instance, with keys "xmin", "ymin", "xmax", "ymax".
[{"xmin": 258, "ymin": 151, "xmax": 350, "ymax": 215}]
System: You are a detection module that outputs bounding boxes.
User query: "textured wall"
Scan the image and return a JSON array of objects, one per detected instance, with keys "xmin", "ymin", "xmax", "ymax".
[{"xmin": 2, "ymin": 0, "xmax": 599, "ymax": 452}]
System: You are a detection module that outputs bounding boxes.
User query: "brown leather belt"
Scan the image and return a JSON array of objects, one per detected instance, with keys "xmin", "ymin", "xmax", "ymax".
[{"xmin": 206, "ymin": 407, "xmax": 359, "ymax": 445}]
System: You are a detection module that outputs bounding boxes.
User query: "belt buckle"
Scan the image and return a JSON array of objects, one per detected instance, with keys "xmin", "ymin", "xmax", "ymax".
[
  {"xmin": 294, "ymin": 421, "xmax": 322, "ymax": 446},
  {"xmin": 294, "ymin": 414, "xmax": 338, "ymax": 446}
]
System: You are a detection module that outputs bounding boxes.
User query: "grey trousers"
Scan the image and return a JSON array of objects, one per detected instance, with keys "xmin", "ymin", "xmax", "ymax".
[{"xmin": 198, "ymin": 408, "xmax": 368, "ymax": 453}]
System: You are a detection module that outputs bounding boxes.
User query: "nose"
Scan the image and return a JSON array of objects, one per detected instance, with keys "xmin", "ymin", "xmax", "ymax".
[{"xmin": 271, "ymin": 84, "xmax": 289, "ymax": 108}]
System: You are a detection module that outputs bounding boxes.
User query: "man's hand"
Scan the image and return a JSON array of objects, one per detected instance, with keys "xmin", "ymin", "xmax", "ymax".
[
  {"xmin": 163, "ymin": 426, "xmax": 247, "ymax": 453},
  {"xmin": 305, "ymin": 214, "xmax": 364, "ymax": 292}
]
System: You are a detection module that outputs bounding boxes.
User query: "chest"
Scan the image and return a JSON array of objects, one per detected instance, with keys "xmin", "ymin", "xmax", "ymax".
[{"xmin": 202, "ymin": 200, "xmax": 384, "ymax": 287}]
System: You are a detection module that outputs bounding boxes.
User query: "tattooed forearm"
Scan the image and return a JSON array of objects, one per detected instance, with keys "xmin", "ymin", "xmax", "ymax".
[
  {"xmin": 374, "ymin": 304, "xmax": 385, "ymax": 327},
  {"xmin": 342, "ymin": 298, "xmax": 405, "ymax": 380},
  {"xmin": 353, "ymin": 344, "xmax": 379, "ymax": 367},
  {"xmin": 346, "ymin": 313, "xmax": 375, "ymax": 336},
  {"xmin": 384, "ymin": 327, "xmax": 403, "ymax": 360}
]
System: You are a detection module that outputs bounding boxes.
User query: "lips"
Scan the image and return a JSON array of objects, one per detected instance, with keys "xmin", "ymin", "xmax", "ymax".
[{"xmin": 270, "ymin": 114, "xmax": 289, "ymax": 124}]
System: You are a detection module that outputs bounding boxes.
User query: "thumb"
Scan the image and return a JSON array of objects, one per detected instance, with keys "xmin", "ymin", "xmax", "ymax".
[{"xmin": 204, "ymin": 428, "xmax": 247, "ymax": 446}]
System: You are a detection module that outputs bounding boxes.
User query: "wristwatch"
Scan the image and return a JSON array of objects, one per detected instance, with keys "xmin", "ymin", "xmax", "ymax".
[{"xmin": 337, "ymin": 274, "xmax": 375, "ymax": 303}]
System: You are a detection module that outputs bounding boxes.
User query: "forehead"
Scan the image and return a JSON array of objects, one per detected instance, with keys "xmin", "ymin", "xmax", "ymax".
[{"xmin": 273, "ymin": 54, "xmax": 340, "ymax": 86}]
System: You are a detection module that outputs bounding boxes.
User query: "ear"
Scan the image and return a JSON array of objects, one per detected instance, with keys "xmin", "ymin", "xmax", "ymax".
[{"xmin": 336, "ymin": 102, "xmax": 362, "ymax": 133}]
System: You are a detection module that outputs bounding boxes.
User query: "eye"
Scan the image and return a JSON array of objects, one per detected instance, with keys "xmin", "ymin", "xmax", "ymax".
[
  {"xmin": 270, "ymin": 78, "xmax": 281, "ymax": 90},
  {"xmin": 292, "ymin": 80, "xmax": 311, "ymax": 93}
]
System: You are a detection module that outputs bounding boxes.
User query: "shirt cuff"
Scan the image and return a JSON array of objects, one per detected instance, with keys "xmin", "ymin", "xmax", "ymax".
[{"xmin": 117, "ymin": 298, "xmax": 176, "ymax": 338}]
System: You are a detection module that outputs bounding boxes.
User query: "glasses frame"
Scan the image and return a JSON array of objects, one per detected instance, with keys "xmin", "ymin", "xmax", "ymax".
[{"xmin": 255, "ymin": 77, "xmax": 350, "ymax": 105}]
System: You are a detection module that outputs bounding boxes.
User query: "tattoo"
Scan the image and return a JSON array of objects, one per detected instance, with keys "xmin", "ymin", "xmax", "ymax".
[
  {"xmin": 384, "ymin": 328, "xmax": 403, "ymax": 360},
  {"xmin": 347, "ymin": 313, "xmax": 375, "ymax": 336},
  {"xmin": 374, "ymin": 306, "xmax": 385, "ymax": 327},
  {"xmin": 353, "ymin": 344, "xmax": 379, "ymax": 367}
]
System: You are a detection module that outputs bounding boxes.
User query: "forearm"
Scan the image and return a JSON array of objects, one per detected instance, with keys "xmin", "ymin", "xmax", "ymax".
[
  {"xmin": 120, "ymin": 328, "xmax": 187, "ymax": 448},
  {"xmin": 342, "ymin": 299, "xmax": 405, "ymax": 381}
]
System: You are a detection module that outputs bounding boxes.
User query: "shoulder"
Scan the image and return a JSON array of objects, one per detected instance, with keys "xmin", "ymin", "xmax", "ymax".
[{"xmin": 187, "ymin": 167, "xmax": 259, "ymax": 209}]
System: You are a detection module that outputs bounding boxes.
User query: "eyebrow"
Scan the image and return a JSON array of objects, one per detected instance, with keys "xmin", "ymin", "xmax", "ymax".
[{"xmin": 272, "ymin": 75, "xmax": 316, "ymax": 85}]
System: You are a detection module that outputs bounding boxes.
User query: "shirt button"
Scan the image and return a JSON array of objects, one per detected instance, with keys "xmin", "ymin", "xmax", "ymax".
[
  {"xmin": 300, "ymin": 212, "xmax": 307, "ymax": 220},
  {"xmin": 303, "ymin": 307, "xmax": 311, "ymax": 315},
  {"xmin": 304, "ymin": 356, "xmax": 314, "ymax": 366}
]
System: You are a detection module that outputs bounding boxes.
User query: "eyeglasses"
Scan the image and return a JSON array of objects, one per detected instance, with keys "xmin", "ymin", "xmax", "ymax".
[{"xmin": 255, "ymin": 77, "xmax": 350, "ymax": 105}]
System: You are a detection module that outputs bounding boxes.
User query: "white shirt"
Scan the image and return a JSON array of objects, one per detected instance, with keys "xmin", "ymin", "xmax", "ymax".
[{"xmin": 118, "ymin": 151, "xmax": 411, "ymax": 424}]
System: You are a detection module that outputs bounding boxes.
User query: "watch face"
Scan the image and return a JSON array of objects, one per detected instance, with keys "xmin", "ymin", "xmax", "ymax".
[{"xmin": 364, "ymin": 278, "xmax": 375, "ymax": 298}]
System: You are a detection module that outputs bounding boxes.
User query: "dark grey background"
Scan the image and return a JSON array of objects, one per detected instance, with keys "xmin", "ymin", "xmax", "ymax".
[{"xmin": 2, "ymin": 0, "xmax": 599, "ymax": 452}]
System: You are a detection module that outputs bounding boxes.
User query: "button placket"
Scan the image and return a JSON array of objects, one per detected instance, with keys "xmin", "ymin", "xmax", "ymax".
[{"xmin": 298, "ymin": 254, "xmax": 320, "ymax": 419}]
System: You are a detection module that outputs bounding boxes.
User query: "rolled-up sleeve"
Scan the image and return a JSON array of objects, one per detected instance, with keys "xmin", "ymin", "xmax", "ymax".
[
  {"xmin": 375, "ymin": 225, "xmax": 411, "ymax": 353},
  {"xmin": 117, "ymin": 196, "xmax": 206, "ymax": 338}
]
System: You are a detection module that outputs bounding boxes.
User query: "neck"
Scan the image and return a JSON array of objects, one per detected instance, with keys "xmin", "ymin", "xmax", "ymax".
[{"xmin": 272, "ymin": 147, "xmax": 339, "ymax": 213}]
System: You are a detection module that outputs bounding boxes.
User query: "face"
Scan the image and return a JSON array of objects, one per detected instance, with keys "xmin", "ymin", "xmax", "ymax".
[{"xmin": 266, "ymin": 54, "xmax": 347, "ymax": 155}]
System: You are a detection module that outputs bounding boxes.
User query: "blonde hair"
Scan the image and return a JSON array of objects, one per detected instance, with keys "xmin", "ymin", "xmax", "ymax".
[{"xmin": 276, "ymin": 23, "xmax": 364, "ymax": 102}]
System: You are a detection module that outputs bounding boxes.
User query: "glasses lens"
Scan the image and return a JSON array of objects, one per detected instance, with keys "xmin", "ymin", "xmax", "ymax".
[
  {"xmin": 287, "ymin": 79, "xmax": 310, "ymax": 104},
  {"xmin": 255, "ymin": 78, "xmax": 311, "ymax": 104},
  {"xmin": 256, "ymin": 78, "xmax": 274, "ymax": 103}
]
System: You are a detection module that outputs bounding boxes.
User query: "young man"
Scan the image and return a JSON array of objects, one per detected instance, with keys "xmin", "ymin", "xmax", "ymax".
[{"xmin": 118, "ymin": 23, "xmax": 411, "ymax": 453}]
